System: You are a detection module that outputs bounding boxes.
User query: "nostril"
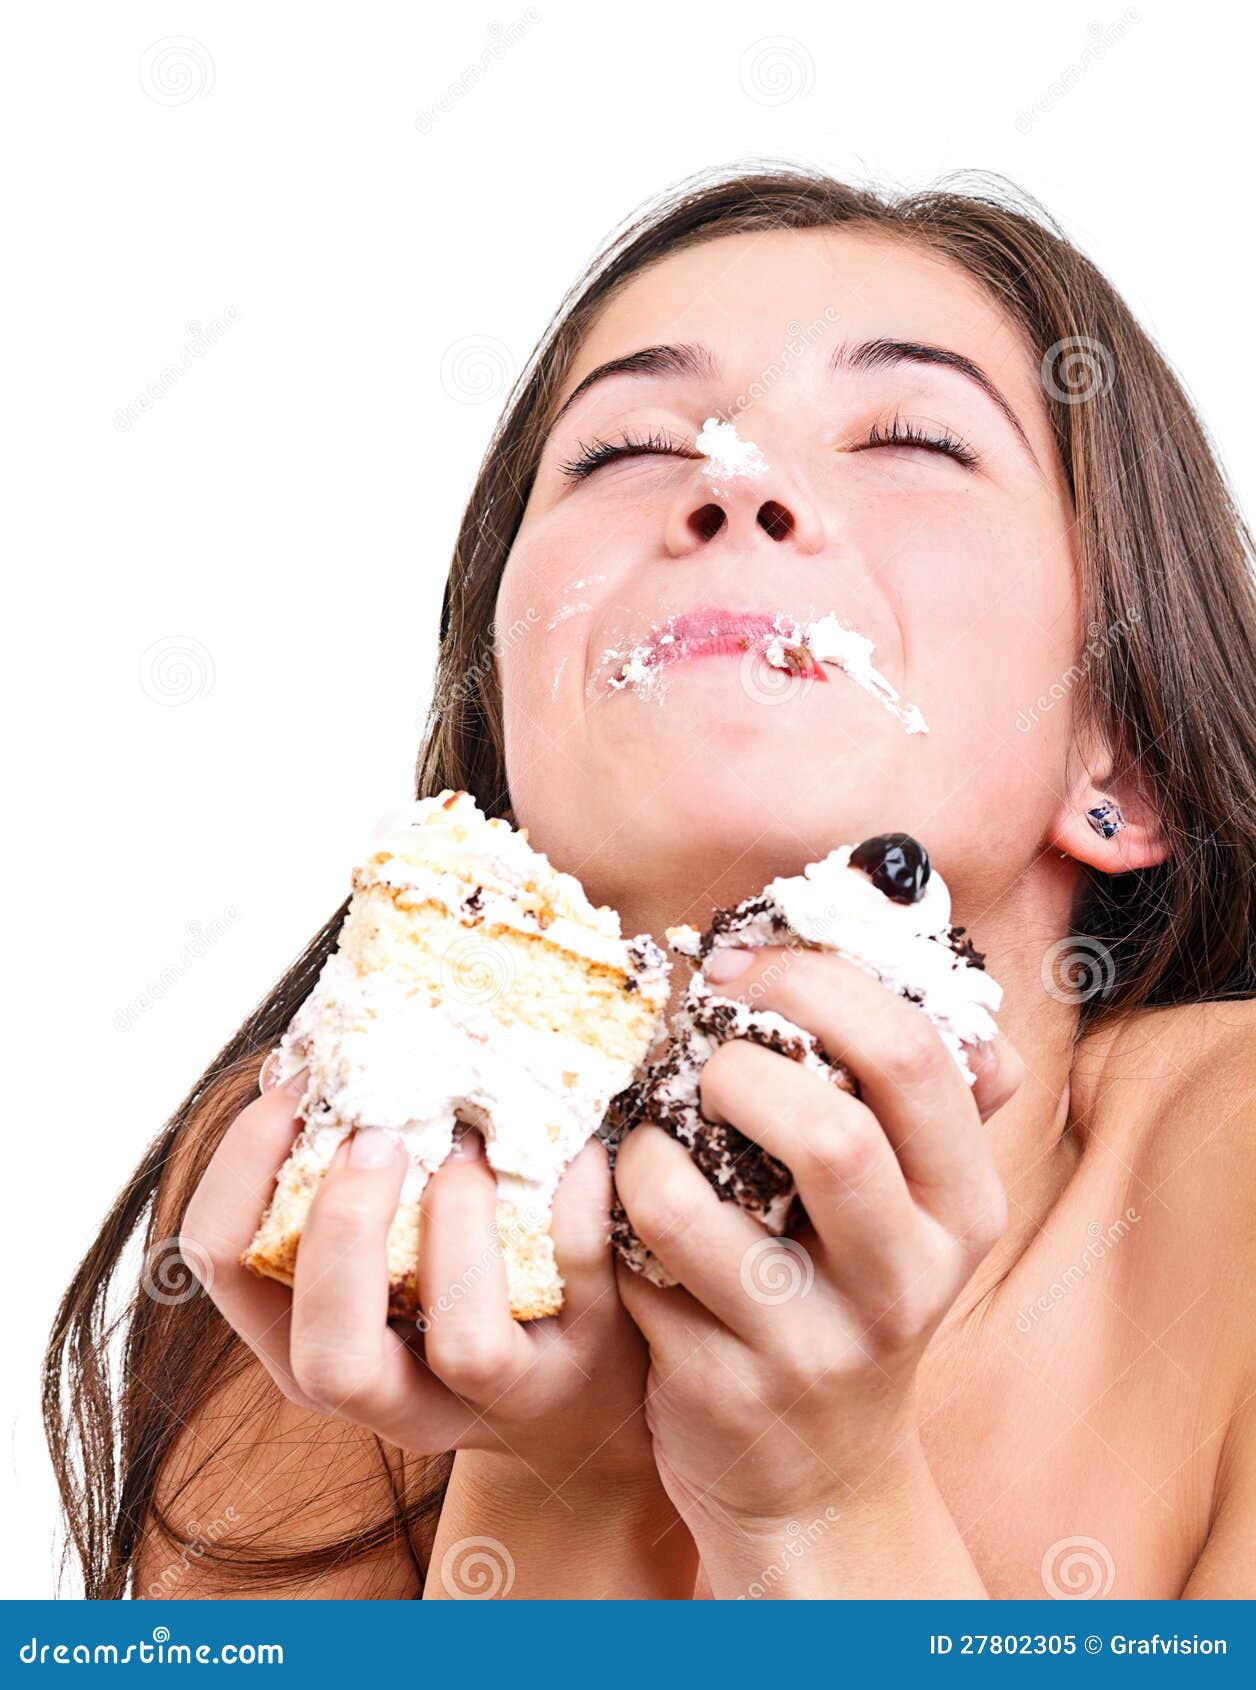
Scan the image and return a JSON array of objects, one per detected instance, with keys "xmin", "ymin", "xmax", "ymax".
[
  {"xmin": 757, "ymin": 500, "xmax": 794, "ymax": 541},
  {"xmin": 689, "ymin": 503, "xmax": 727, "ymax": 543}
]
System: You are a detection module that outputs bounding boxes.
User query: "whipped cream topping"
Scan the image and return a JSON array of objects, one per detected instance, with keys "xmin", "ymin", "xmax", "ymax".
[
  {"xmin": 275, "ymin": 957, "xmax": 632, "ymax": 1214},
  {"xmin": 677, "ymin": 843, "xmax": 1001, "ymax": 1075},
  {"xmin": 696, "ymin": 416, "xmax": 767, "ymax": 480}
]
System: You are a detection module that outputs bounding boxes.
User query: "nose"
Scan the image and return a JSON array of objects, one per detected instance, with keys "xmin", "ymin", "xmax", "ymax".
[{"xmin": 663, "ymin": 465, "xmax": 827, "ymax": 560}]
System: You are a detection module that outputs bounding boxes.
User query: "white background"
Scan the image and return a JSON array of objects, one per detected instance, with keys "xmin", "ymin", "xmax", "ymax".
[{"xmin": 2, "ymin": 0, "xmax": 1250, "ymax": 1598}]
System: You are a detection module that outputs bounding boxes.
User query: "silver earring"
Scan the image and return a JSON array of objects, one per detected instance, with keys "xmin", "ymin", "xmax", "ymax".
[{"xmin": 1086, "ymin": 799, "xmax": 1125, "ymax": 839}]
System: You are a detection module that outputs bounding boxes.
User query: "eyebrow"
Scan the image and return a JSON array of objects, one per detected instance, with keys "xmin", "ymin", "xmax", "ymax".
[
  {"xmin": 548, "ymin": 335, "xmax": 1039, "ymax": 468},
  {"xmin": 832, "ymin": 337, "xmax": 1039, "ymax": 466},
  {"xmin": 549, "ymin": 343, "xmax": 716, "ymax": 429}
]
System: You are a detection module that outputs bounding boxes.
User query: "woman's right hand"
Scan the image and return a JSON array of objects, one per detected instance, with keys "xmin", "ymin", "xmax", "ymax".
[{"xmin": 180, "ymin": 1070, "xmax": 657, "ymax": 1490}]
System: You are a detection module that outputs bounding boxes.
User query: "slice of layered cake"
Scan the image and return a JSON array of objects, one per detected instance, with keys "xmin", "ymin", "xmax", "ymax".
[
  {"xmin": 607, "ymin": 834, "xmax": 1002, "ymax": 1286},
  {"xmin": 243, "ymin": 791, "xmax": 669, "ymax": 1321}
]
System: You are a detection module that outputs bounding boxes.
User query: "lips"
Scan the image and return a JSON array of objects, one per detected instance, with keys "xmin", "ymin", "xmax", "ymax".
[{"xmin": 631, "ymin": 607, "xmax": 828, "ymax": 678}]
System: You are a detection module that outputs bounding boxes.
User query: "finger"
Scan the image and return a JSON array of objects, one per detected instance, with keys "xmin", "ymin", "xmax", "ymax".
[
  {"xmin": 549, "ymin": 1139, "xmax": 619, "ymax": 1329},
  {"xmin": 418, "ymin": 1132, "xmax": 532, "ymax": 1399},
  {"xmin": 181, "ymin": 1075, "xmax": 311, "ymax": 1400},
  {"xmin": 615, "ymin": 1122, "xmax": 799, "ymax": 1340},
  {"xmin": 291, "ymin": 1130, "xmax": 454, "ymax": 1445},
  {"xmin": 966, "ymin": 1033, "xmax": 1025, "ymax": 1121},
  {"xmin": 703, "ymin": 947, "xmax": 993, "ymax": 1213},
  {"xmin": 615, "ymin": 1251, "xmax": 728, "ymax": 1358},
  {"xmin": 698, "ymin": 1039, "xmax": 918, "ymax": 1282}
]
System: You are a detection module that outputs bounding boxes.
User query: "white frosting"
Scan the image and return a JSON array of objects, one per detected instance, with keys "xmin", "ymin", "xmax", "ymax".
[
  {"xmin": 730, "ymin": 844, "xmax": 1001, "ymax": 1073},
  {"xmin": 696, "ymin": 416, "xmax": 767, "ymax": 480},
  {"xmin": 274, "ymin": 956, "xmax": 629, "ymax": 1215}
]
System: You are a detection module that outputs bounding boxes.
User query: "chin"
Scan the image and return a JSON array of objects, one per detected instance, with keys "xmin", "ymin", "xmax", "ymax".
[{"xmin": 559, "ymin": 755, "xmax": 888, "ymax": 921}]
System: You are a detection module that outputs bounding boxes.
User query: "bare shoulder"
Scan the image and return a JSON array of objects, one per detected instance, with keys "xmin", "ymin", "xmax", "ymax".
[
  {"xmin": 1082, "ymin": 994, "xmax": 1256, "ymax": 1080},
  {"xmin": 1082, "ymin": 998, "xmax": 1255, "ymax": 1360},
  {"xmin": 1079, "ymin": 996, "xmax": 1256, "ymax": 1151}
]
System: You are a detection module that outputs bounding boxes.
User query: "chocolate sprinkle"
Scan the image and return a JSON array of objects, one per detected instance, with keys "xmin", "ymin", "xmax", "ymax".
[{"xmin": 948, "ymin": 926, "xmax": 987, "ymax": 970}]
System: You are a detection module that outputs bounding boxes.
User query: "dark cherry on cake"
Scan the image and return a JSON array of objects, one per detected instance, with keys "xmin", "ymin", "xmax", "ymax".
[{"xmin": 850, "ymin": 832, "xmax": 931, "ymax": 904}]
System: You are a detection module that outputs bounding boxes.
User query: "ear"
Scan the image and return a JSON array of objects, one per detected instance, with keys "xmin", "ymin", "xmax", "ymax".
[{"xmin": 1046, "ymin": 753, "xmax": 1170, "ymax": 874}]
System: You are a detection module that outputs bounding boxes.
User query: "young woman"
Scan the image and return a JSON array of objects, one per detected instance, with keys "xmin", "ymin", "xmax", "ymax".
[{"xmin": 46, "ymin": 165, "xmax": 1256, "ymax": 1600}]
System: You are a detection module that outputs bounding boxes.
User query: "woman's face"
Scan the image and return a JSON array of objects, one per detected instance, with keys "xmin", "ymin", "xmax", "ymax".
[{"xmin": 497, "ymin": 228, "xmax": 1080, "ymax": 920}]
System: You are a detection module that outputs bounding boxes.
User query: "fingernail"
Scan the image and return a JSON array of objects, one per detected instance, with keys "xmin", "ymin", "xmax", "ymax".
[
  {"xmin": 449, "ymin": 1129, "xmax": 484, "ymax": 1162},
  {"xmin": 258, "ymin": 1049, "xmax": 284, "ymax": 1094},
  {"xmin": 348, "ymin": 1128, "xmax": 405, "ymax": 1170},
  {"xmin": 282, "ymin": 1065, "xmax": 309, "ymax": 1098},
  {"xmin": 704, "ymin": 948, "xmax": 754, "ymax": 984},
  {"xmin": 998, "ymin": 1039, "xmax": 1026, "ymax": 1090}
]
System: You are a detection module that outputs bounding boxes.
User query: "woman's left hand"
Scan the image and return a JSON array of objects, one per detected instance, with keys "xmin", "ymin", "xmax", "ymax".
[{"xmin": 614, "ymin": 944, "xmax": 1023, "ymax": 1592}]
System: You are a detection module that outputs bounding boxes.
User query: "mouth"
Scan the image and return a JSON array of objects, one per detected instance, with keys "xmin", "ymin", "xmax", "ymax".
[
  {"xmin": 625, "ymin": 608, "xmax": 828, "ymax": 679},
  {"xmin": 601, "ymin": 604, "xmax": 929, "ymax": 735}
]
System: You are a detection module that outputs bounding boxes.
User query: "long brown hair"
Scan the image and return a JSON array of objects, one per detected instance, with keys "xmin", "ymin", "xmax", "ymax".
[{"xmin": 45, "ymin": 162, "xmax": 1256, "ymax": 1598}]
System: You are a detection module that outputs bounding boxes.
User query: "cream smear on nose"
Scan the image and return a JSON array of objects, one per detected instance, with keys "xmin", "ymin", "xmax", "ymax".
[{"xmin": 695, "ymin": 416, "xmax": 768, "ymax": 480}]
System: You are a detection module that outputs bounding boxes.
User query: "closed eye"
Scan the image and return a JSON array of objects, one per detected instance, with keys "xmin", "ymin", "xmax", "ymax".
[
  {"xmin": 851, "ymin": 414, "xmax": 981, "ymax": 471},
  {"xmin": 558, "ymin": 428, "xmax": 701, "ymax": 480}
]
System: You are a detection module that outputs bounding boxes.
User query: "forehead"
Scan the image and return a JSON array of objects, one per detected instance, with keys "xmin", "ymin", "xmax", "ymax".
[{"xmin": 563, "ymin": 227, "xmax": 1041, "ymax": 417}]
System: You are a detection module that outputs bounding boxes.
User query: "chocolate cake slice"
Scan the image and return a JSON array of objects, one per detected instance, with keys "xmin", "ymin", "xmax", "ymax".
[{"xmin": 606, "ymin": 834, "xmax": 1002, "ymax": 1286}]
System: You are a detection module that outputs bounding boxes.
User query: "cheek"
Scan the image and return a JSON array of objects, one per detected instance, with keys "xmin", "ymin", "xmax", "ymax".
[
  {"xmin": 886, "ymin": 501, "xmax": 1079, "ymax": 725},
  {"xmin": 495, "ymin": 529, "xmax": 611, "ymax": 813},
  {"xmin": 883, "ymin": 507, "xmax": 1080, "ymax": 834}
]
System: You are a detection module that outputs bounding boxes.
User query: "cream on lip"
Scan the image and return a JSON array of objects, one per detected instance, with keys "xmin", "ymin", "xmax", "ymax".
[{"xmin": 600, "ymin": 606, "xmax": 928, "ymax": 731}]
